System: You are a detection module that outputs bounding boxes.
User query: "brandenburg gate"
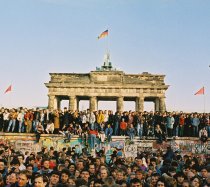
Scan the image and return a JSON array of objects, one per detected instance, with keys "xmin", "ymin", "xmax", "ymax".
[{"xmin": 45, "ymin": 55, "xmax": 169, "ymax": 112}]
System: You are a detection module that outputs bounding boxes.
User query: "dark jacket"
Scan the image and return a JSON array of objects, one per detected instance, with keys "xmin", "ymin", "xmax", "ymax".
[{"xmin": 10, "ymin": 182, "xmax": 31, "ymax": 187}]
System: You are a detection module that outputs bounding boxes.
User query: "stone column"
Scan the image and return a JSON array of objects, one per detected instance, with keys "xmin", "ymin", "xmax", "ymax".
[
  {"xmin": 77, "ymin": 99, "xmax": 80, "ymax": 111},
  {"xmin": 89, "ymin": 96, "xmax": 97, "ymax": 111},
  {"xmin": 155, "ymin": 97, "xmax": 160, "ymax": 112},
  {"xmin": 56, "ymin": 97, "xmax": 61, "ymax": 110},
  {"xmin": 135, "ymin": 97, "xmax": 144, "ymax": 112},
  {"xmin": 69, "ymin": 96, "xmax": 76, "ymax": 111},
  {"xmin": 117, "ymin": 97, "xmax": 124, "ymax": 112},
  {"xmin": 159, "ymin": 97, "xmax": 166, "ymax": 112},
  {"xmin": 48, "ymin": 95, "xmax": 55, "ymax": 110}
]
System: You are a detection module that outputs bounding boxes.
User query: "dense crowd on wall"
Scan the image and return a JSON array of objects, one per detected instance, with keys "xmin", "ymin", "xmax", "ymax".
[
  {"xmin": 0, "ymin": 134, "xmax": 209, "ymax": 187},
  {"xmin": 0, "ymin": 107, "xmax": 209, "ymax": 145},
  {"xmin": 0, "ymin": 107, "xmax": 209, "ymax": 187}
]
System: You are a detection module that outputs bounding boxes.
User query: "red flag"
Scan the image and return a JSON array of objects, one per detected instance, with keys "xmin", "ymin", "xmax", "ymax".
[
  {"xmin": 194, "ymin": 87, "xmax": 204, "ymax": 95},
  {"xmin": 4, "ymin": 85, "xmax": 12, "ymax": 94}
]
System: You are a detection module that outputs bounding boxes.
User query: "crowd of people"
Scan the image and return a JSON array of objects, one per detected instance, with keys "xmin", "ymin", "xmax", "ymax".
[
  {"xmin": 0, "ymin": 139, "xmax": 209, "ymax": 187},
  {"xmin": 0, "ymin": 107, "xmax": 209, "ymax": 144},
  {"xmin": 0, "ymin": 107, "xmax": 209, "ymax": 186}
]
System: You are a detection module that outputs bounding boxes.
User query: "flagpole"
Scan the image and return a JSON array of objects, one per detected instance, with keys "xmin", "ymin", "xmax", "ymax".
[
  {"xmin": 194, "ymin": 86, "xmax": 205, "ymax": 113},
  {"xmin": 204, "ymin": 93, "xmax": 206, "ymax": 113},
  {"xmin": 9, "ymin": 82, "xmax": 12, "ymax": 108},
  {"xmin": 6, "ymin": 83, "xmax": 12, "ymax": 108},
  {"xmin": 98, "ymin": 29, "xmax": 109, "ymax": 69},
  {"xmin": 203, "ymin": 86, "xmax": 205, "ymax": 113},
  {"xmin": 106, "ymin": 28, "xmax": 109, "ymax": 55}
]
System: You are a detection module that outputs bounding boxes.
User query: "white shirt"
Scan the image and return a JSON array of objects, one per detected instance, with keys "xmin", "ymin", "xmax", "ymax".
[
  {"xmin": 17, "ymin": 112, "xmax": 25, "ymax": 122},
  {"xmin": 3, "ymin": 112, "xmax": 9, "ymax": 120}
]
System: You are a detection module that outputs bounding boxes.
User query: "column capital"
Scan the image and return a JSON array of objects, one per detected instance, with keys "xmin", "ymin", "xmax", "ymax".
[
  {"xmin": 159, "ymin": 96, "xmax": 166, "ymax": 99},
  {"xmin": 90, "ymin": 96, "xmax": 97, "ymax": 99},
  {"xmin": 48, "ymin": 94, "xmax": 55, "ymax": 97},
  {"xmin": 139, "ymin": 96, "xmax": 144, "ymax": 100},
  {"xmin": 68, "ymin": 95, "xmax": 76, "ymax": 98}
]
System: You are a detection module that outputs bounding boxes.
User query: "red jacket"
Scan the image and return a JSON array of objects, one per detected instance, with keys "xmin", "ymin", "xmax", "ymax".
[
  {"xmin": 179, "ymin": 117, "xmax": 185, "ymax": 126},
  {"xmin": 120, "ymin": 121, "xmax": 127, "ymax": 130},
  {"xmin": 24, "ymin": 112, "xmax": 33, "ymax": 121},
  {"xmin": 89, "ymin": 129, "xmax": 98, "ymax": 136}
]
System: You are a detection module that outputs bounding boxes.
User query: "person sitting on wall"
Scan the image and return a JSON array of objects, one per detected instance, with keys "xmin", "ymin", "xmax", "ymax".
[
  {"xmin": 105, "ymin": 124, "xmax": 113, "ymax": 142},
  {"xmin": 35, "ymin": 121, "xmax": 44, "ymax": 143},
  {"xmin": 75, "ymin": 123, "xmax": 82, "ymax": 136},
  {"xmin": 199, "ymin": 127, "xmax": 208, "ymax": 152},
  {"xmin": 81, "ymin": 123, "xmax": 89, "ymax": 146},
  {"xmin": 88, "ymin": 122, "xmax": 98, "ymax": 151},
  {"xmin": 199, "ymin": 127, "xmax": 208, "ymax": 143},
  {"xmin": 155, "ymin": 124, "xmax": 166, "ymax": 144},
  {"xmin": 98, "ymin": 122, "xmax": 106, "ymax": 143},
  {"xmin": 59, "ymin": 123, "xmax": 74, "ymax": 143},
  {"xmin": 45, "ymin": 120, "xmax": 54, "ymax": 134}
]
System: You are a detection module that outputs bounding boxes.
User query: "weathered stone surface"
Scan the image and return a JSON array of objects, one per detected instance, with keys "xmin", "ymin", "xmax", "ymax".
[{"xmin": 45, "ymin": 70, "xmax": 169, "ymax": 111}]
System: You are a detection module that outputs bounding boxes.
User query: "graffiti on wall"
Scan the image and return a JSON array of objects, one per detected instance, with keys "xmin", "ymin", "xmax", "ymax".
[
  {"xmin": 1, "ymin": 134, "xmax": 209, "ymax": 156},
  {"xmin": 15, "ymin": 140, "xmax": 40, "ymax": 153},
  {"xmin": 95, "ymin": 140, "xmax": 125, "ymax": 163},
  {"xmin": 125, "ymin": 144, "xmax": 137, "ymax": 157},
  {"xmin": 137, "ymin": 142, "xmax": 153, "ymax": 153},
  {"xmin": 42, "ymin": 136, "xmax": 84, "ymax": 153},
  {"xmin": 153, "ymin": 139, "xmax": 210, "ymax": 154}
]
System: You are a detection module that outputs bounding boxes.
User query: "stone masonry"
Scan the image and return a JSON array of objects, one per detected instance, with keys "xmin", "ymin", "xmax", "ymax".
[{"xmin": 45, "ymin": 70, "xmax": 169, "ymax": 112}]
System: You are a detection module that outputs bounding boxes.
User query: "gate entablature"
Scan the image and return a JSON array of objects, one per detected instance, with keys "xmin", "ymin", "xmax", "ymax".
[{"xmin": 45, "ymin": 70, "xmax": 169, "ymax": 112}]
